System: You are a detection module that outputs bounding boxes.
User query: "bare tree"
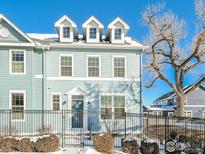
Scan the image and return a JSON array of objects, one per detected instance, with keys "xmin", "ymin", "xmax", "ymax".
[{"xmin": 142, "ymin": 1, "xmax": 205, "ymax": 117}]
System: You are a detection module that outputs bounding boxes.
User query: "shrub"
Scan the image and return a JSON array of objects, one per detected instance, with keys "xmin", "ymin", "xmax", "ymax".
[
  {"xmin": 93, "ymin": 133, "xmax": 114, "ymax": 154},
  {"xmin": 140, "ymin": 141, "xmax": 159, "ymax": 154},
  {"xmin": 0, "ymin": 137, "xmax": 18, "ymax": 152},
  {"xmin": 121, "ymin": 137, "xmax": 139, "ymax": 154},
  {"xmin": 35, "ymin": 135, "xmax": 59, "ymax": 152},
  {"xmin": 17, "ymin": 138, "xmax": 34, "ymax": 152},
  {"xmin": 37, "ymin": 124, "xmax": 52, "ymax": 135}
]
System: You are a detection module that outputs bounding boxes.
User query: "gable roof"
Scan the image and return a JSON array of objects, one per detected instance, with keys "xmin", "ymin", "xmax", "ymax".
[
  {"xmin": 154, "ymin": 84, "xmax": 205, "ymax": 102},
  {"xmin": 82, "ymin": 16, "xmax": 104, "ymax": 29},
  {"xmin": 108, "ymin": 17, "xmax": 130, "ymax": 30},
  {"xmin": 0, "ymin": 14, "xmax": 34, "ymax": 45},
  {"xmin": 54, "ymin": 15, "xmax": 77, "ymax": 28}
]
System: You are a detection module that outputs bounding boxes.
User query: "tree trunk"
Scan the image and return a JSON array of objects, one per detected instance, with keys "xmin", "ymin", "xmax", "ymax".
[{"xmin": 176, "ymin": 96, "xmax": 186, "ymax": 117}]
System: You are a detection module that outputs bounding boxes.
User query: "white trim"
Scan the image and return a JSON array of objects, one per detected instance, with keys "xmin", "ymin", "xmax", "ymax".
[
  {"xmin": 185, "ymin": 105, "xmax": 205, "ymax": 107},
  {"xmin": 9, "ymin": 49, "xmax": 26, "ymax": 75},
  {"xmin": 35, "ymin": 74, "xmax": 43, "ymax": 79},
  {"xmin": 108, "ymin": 17, "xmax": 129, "ymax": 30},
  {"xmin": 0, "ymin": 14, "xmax": 34, "ymax": 45},
  {"xmin": 184, "ymin": 110, "xmax": 192, "ymax": 118},
  {"xmin": 82, "ymin": 16, "xmax": 104, "ymax": 29},
  {"xmin": 59, "ymin": 54, "xmax": 74, "ymax": 77},
  {"xmin": 51, "ymin": 92, "xmax": 62, "ymax": 110},
  {"xmin": 203, "ymin": 111, "xmax": 205, "ymax": 119},
  {"xmin": 112, "ymin": 55, "xmax": 127, "ymax": 78},
  {"xmin": 47, "ymin": 77, "xmax": 139, "ymax": 81},
  {"xmin": 0, "ymin": 42, "xmax": 35, "ymax": 47},
  {"xmin": 86, "ymin": 55, "xmax": 101, "ymax": 77},
  {"xmin": 49, "ymin": 43, "xmax": 145, "ymax": 50},
  {"xmin": 55, "ymin": 15, "xmax": 77, "ymax": 28},
  {"xmin": 9, "ymin": 90, "xmax": 26, "ymax": 122}
]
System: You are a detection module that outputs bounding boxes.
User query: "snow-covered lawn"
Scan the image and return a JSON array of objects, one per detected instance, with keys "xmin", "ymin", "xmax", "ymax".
[{"xmin": 0, "ymin": 147, "xmax": 126, "ymax": 154}]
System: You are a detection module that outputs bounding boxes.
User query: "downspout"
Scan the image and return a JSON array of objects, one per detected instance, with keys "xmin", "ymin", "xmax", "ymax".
[
  {"xmin": 35, "ymin": 43, "xmax": 49, "ymax": 127},
  {"xmin": 139, "ymin": 48, "xmax": 144, "ymax": 129}
]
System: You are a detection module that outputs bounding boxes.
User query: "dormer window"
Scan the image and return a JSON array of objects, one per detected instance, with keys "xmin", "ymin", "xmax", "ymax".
[
  {"xmin": 55, "ymin": 15, "xmax": 77, "ymax": 42},
  {"xmin": 114, "ymin": 28, "xmax": 122, "ymax": 40},
  {"xmin": 107, "ymin": 17, "xmax": 129, "ymax": 44},
  {"xmin": 89, "ymin": 28, "xmax": 97, "ymax": 39},
  {"xmin": 63, "ymin": 27, "xmax": 70, "ymax": 38},
  {"xmin": 82, "ymin": 16, "xmax": 104, "ymax": 43}
]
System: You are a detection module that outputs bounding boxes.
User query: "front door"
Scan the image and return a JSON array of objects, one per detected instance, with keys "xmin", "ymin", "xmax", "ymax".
[{"xmin": 72, "ymin": 95, "xmax": 84, "ymax": 128}]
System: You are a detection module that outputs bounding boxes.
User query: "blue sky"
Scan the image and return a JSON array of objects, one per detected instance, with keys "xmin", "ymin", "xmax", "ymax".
[{"xmin": 0, "ymin": 0, "xmax": 198, "ymax": 105}]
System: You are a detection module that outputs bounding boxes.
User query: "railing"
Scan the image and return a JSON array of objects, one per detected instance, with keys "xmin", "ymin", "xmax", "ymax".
[
  {"xmin": 1, "ymin": 110, "xmax": 205, "ymax": 152},
  {"xmin": 143, "ymin": 114, "xmax": 205, "ymax": 152},
  {"xmin": 0, "ymin": 110, "xmax": 141, "ymax": 148}
]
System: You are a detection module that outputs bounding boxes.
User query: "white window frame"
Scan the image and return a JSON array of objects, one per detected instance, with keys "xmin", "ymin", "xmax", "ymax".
[
  {"xmin": 112, "ymin": 55, "xmax": 127, "ymax": 78},
  {"xmin": 99, "ymin": 93, "xmax": 126, "ymax": 120},
  {"xmin": 184, "ymin": 110, "xmax": 192, "ymax": 118},
  {"xmin": 9, "ymin": 90, "xmax": 26, "ymax": 121},
  {"xmin": 63, "ymin": 27, "xmax": 70, "ymax": 39},
  {"xmin": 86, "ymin": 55, "xmax": 101, "ymax": 77},
  {"xmin": 9, "ymin": 49, "xmax": 26, "ymax": 75},
  {"xmin": 114, "ymin": 28, "xmax": 122, "ymax": 40},
  {"xmin": 203, "ymin": 111, "xmax": 205, "ymax": 119},
  {"xmin": 89, "ymin": 27, "xmax": 97, "ymax": 39},
  {"xmin": 59, "ymin": 54, "xmax": 74, "ymax": 77},
  {"xmin": 51, "ymin": 92, "xmax": 62, "ymax": 111}
]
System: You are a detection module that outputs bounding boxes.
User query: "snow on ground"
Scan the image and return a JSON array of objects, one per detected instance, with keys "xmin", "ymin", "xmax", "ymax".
[{"xmin": 0, "ymin": 147, "xmax": 126, "ymax": 154}]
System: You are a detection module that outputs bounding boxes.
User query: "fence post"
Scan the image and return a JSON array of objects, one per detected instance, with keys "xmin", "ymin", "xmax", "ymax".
[
  {"xmin": 124, "ymin": 112, "xmax": 126, "ymax": 138},
  {"xmin": 164, "ymin": 115, "xmax": 167, "ymax": 150},
  {"xmin": 61, "ymin": 110, "xmax": 64, "ymax": 148},
  {"xmin": 9, "ymin": 109, "xmax": 12, "ymax": 136},
  {"xmin": 146, "ymin": 114, "xmax": 149, "ymax": 137}
]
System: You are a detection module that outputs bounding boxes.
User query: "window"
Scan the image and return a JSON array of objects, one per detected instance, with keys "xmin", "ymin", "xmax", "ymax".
[
  {"xmin": 114, "ymin": 28, "xmax": 122, "ymax": 40},
  {"xmin": 63, "ymin": 27, "xmax": 70, "ymax": 38},
  {"xmin": 87, "ymin": 56, "xmax": 100, "ymax": 77},
  {"xmin": 51, "ymin": 94, "xmax": 61, "ymax": 111},
  {"xmin": 89, "ymin": 28, "xmax": 97, "ymax": 39},
  {"xmin": 184, "ymin": 111, "xmax": 192, "ymax": 118},
  {"xmin": 60, "ymin": 56, "xmax": 72, "ymax": 76},
  {"xmin": 11, "ymin": 50, "xmax": 25, "ymax": 74},
  {"xmin": 101, "ymin": 95, "xmax": 125, "ymax": 119},
  {"xmin": 114, "ymin": 57, "xmax": 125, "ymax": 77},
  {"xmin": 203, "ymin": 111, "xmax": 205, "ymax": 119},
  {"xmin": 114, "ymin": 96, "xmax": 125, "ymax": 119},
  {"xmin": 101, "ymin": 96, "xmax": 112, "ymax": 119},
  {"xmin": 11, "ymin": 91, "xmax": 25, "ymax": 120}
]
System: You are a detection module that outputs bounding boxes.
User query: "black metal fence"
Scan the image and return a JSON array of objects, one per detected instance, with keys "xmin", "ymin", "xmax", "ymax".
[
  {"xmin": 1, "ymin": 110, "xmax": 205, "ymax": 152},
  {"xmin": 143, "ymin": 114, "xmax": 205, "ymax": 152},
  {"xmin": 0, "ymin": 110, "xmax": 142, "ymax": 148}
]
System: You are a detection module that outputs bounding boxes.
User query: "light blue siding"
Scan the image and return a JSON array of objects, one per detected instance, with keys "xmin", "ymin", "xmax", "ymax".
[{"xmin": 0, "ymin": 19, "xmax": 29, "ymax": 43}]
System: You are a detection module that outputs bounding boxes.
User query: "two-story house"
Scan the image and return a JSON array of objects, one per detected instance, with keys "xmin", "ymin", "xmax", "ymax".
[
  {"xmin": 145, "ymin": 84, "xmax": 205, "ymax": 118},
  {"xmin": 0, "ymin": 14, "xmax": 145, "ymax": 132}
]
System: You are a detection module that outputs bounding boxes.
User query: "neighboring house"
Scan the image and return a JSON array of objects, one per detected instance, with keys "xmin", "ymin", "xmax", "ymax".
[
  {"xmin": 0, "ymin": 14, "xmax": 145, "ymax": 132},
  {"xmin": 146, "ymin": 85, "xmax": 205, "ymax": 118}
]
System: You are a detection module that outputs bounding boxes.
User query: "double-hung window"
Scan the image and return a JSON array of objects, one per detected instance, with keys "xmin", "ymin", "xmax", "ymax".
[
  {"xmin": 60, "ymin": 55, "xmax": 72, "ymax": 76},
  {"xmin": 89, "ymin": 28, "xmax": 97, "ymax": 39},
  {"xmin": 114, "ymin": 57, "xmax": 126, "ymax": 77},
  {"xmin": 11, "ymin": 50, "xmax": 25, "ymax": 74},
  {"xmin": 101, "ymin": 96, "xmax": 112, "ymax": 119},
  {"xmin": 63, "ymin": 27, "xmax": 70, "ymax": 38},
  {"xmin": 51, "ymin": 94, "xmax": 61, "ymax": 111},
  {"xmin": 11, "ymin": 91, "xmax": 25, "ymax": 120},
  {"xmin": 114, "ymin": 28, "xmax": 122, "ymax": 40},
  {"xmin": 101, "ymin": 95, "xmax": 125, "ymax": 120},
  {"xmin": 87, "ymin": 56, "xmax": 100, "ymax": 77},
  {"xmin": 114, "ymin": 96, "xmax": 125, "ymax": 119}
]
